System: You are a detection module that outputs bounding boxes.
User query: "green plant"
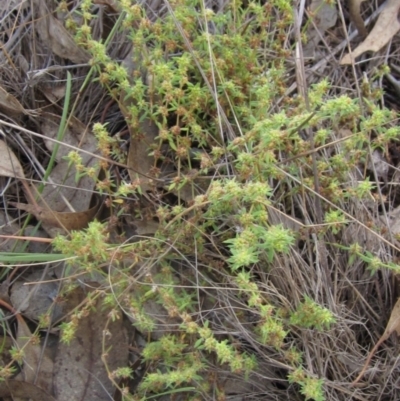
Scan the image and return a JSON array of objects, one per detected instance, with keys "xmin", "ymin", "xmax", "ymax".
[
  {"xmin": 3, "ymin": 0, "xmax": 400, "ymax": 399},
  {"xmin": 290, "ymin": 296, "xmax": 336, "ymax": 331}
]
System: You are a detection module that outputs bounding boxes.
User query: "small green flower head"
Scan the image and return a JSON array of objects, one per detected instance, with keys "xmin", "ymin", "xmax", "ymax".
[{"xmin": 290, "ymin": 296, "xmax": 336, "ymax": 331}]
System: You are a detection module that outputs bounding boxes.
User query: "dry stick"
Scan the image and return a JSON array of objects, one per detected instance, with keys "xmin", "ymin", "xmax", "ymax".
[
  {"xmin": 0, "ymin": 235, "xmax": 52, "ymax": 243},
  {"xmin": 0, "ymin": 298, "xmax": 24, "ymax": 323},
  {"xmin": 351, "ymin": 333, "xmax": 390, "ymax": 386}
]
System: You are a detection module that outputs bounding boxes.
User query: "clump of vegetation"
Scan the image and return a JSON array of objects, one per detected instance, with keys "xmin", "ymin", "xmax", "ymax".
[
  {"xmin": 53, "ymin": 0, "xmax": 400, "ymax": 400},
  {"xmin": 2, "ymin": 0, "xmax": 400, "ymax": 400}
]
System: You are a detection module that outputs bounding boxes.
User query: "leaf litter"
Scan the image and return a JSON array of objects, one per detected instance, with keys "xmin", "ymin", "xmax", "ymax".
[
  {"xmin": 341, "ymin": 0, "xmax": 400, "ymax": 64},
  {"xmin": 53, "ymin": 288, "xmax": 128, "ymax": 401},
  {"xmin": 0, "ymin": 0, "xmax": 130, "ymax": 399},
  {"xmin": 0, "ymin": 298, "xmax": 54, "ymax": 396}
]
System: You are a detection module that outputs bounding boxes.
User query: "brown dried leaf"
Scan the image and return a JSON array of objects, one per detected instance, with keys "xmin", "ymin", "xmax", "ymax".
[
  {"xmin": 40, "ymin": 112, "xmax": 97, "ymax": 162},
  {"xmin": 10, "ymin": 199, "xmax": 100, "ymax": 237},
  {"xmin": 341, "ymin": 0, "xmax": 400, "ymax": 64},
  {"xmin": 34, "ymin": 1, "xmax": 90, "ymax": 64},
  {"xmin": 348, "ymin": 0, "xmax": 368, "ymax": 37},
  {"xmin": 40, "ymin": 84, "xmax": 67, "ymax": 104},
  {"xmin": 92, "ymin": 0, "xmax": 121, "ymax": 12},
  {"xmin": 0, "ymin": 85, "xmax": 26, "ymax": 116},
  {"xmin": 53, "ymin": 289, "xmax": 128, "ymax": 401},
  {"xmin": 384, "ymin": 205, "xmax": 400, "ymax": 236},
  {"xmin": 132, "ymin": 218, "xmax": 160, "ymax": 235},
  {"xmin": 304, "ymin": 0, "xmax": 338, "ymax": 56},
  {"xmin": 0, "ymin": 140, "xmax": 25, "ymax": 179},
  {"xmin": 26, "ymin": 112, "xmax": 102, "ymax": 237},
  {"xmin": 352, "ymin": 297, "xmax": 400, "ymax": 384},
  {"xmin": 10, "ymin": 271, "xmax": 64, "ymax": 323},
  {"xmin": 368, "ymin": 149, "xmax": 389, "ymax": 182},
  {"xmin": 310, "ymin": 0, "xmax": 337, "ymax": 32},
  {"xmin": 127, "ymin": 119, "xmax": 159, "ymax": 193},
  {"xmin": 15, "ymin": 315, "xmax": 54, "ymax": 394},
  {"xmin": 0, "ymin": 380, "xmax": 56, "ymax": 401},
  {"xmin": 121, "ymin": 50, "xmax": 159, "ymax": 193},
  {"xmin": 38, "ymin": 113, "xmax": 99, "ymax": 214}
]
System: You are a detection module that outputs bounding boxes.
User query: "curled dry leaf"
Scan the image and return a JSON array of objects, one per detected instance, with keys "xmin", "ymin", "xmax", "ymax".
[
  {"xmin": 10, "ymin": 198, "xmax": 100, "ymax": 237},
  {"xmin": 0, "ymin": 85, "xmax": 27, "ymax": 116},
  {"xmin": 352, "ymin": 297, "xmax": 400, "ymax": 384},
  {"xmin": 348, "ymin": 0, "xmax": 368, "ymax": 37},
  {"xmin": 341, "ymin": 0, "xmax": 400, "ymax": 64},
  {"xmin": 34, "ymin": 0, "xmax": 90, "ymax": 64},
  {"xmin": 53, "ymin": 289, "xmax": 129, "ymax": 401},
  {"xmin": 0, "ymin": 139, "xmax": 25, "ymax": 179},
  {"xmin": 40, "ymin": 112, "xmax": 97, "ymax": 162}
]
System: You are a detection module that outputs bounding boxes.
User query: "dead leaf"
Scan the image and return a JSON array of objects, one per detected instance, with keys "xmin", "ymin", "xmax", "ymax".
[
  {"xmin": 0, "ymin": 139, "xmax": 25, "ymax": 179},
  {"xmin": 132, "ymin": 218, "xmax": 160, "ymax": 235},
  {"xmin": 304, "ymin": 0, "xmax": 338, "ymax": 57},
  {"xmin": 92, "ymin": 0, "xmax": 121, "ymax": 12},
  {"xmin": 126, "ymin": 120, "xmax": 159, "ymax": 193},
  {"xmin": 40, "ymin": 84, "xmax": 67, "ymax": 104},
  {"xmin": 348, "ymin": 0, "xmax": 368, "ymax": 37},
  {"xmin": 352, "ymin": 297, "xmax": 400, "ymax": 384},
  {"xmin": 381, "ymin": 204, "xmax": 400, "ymax": 237},
  {"xmin": 53, "ymin": 289, "xmax": 128, "ymax": 401},
  {"xmin": 120, "ymin": 49, "xmax": 159, "ymax": 193},
  {"xmin": 15, "ymin": 314, "xmax": 54, "ymax": 394},
  {"xmin": 10, "ymin": 270, "xmax": 64, "ymax": 323},
  {"xmin": 0, "ymin": 380, "xmax": 56, "ymax": 401},
  {"xmin": 0, "ymin": 85, "xmax": 26, "ymax": 116},
  {"xmin": 341, "ymin": 0, "xmax": 400, "ymax": 64},
  {"xmin": 10, "ymin": 198, "xmax": 100, "ymax": 237},
  {"xmin": 40, "ymin": 112, "xmax": 98, "ymax": 162},
  {"xmin": 368, "ymin": 149, "xmax": 389, "ymax": 182},
  {"xmin": 38, "ymin": 113, "xmax": 99, "ymax": 212},
  {"xmin": 27, "ymin": 112, "xmax": 102, "ymax": 237},
  {"xmin": 34, "ymin": 1, "xmax": 90, "ymax": 64}
]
